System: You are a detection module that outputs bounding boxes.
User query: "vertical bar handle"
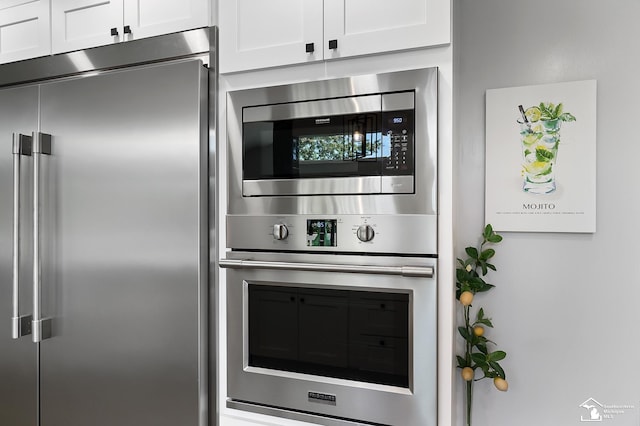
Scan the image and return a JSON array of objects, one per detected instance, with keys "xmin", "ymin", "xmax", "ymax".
[
  {"xmin": 32, "ymin": 132, "xmax": 52, "ymax": 343},
  {"xmin": 11, "ymin": 134, "xmax": 32, "ymax": 339}
]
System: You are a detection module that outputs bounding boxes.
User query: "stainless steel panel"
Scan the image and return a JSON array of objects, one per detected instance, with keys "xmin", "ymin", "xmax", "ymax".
[
  {"xmin": 226, "ymin": 214, "xmax": 437, "ymax": 255},
  {"xmin": 382, "ymin": 92, "xmax": 414, "ymax": 111},
  {"xmin": 243, "ymin": 176, "xmax": 383, "ymax": 197},
  {"xmin": 37, "ymin": 60, "xmax": 207, "ymax": 426},
  {"xmin": 207, "ymin": 26, "xmax": 219, "ymax": 426},
  {"xmin": 0, "ymin": 27, "xmax": 212, "ymax": 89},
  {"xmin": 243, "ymin": 94, "xmax": 382, "ymax": 122},
  {"xmin": 226, "ymin": 68, "xmax": 438, "ymax": 218},
  {"xmin": 219, "ymin": 258, "xmax": 434, "ymax": 277},
  {"xmin": 0, "ymin": 85, "xmax": 39, "ymax": 426},
  {"xmin": 225, "ymin": 251, "xmax": 437, "ymax": 426}
]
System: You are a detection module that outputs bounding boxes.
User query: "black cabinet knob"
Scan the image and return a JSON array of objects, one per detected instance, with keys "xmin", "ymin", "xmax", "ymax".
[
  {"xmin": 305, "ymin": 42, "xmax": 314, "ymax": 53},
  {"xmin": 123, "ymin": 25, "xmax": 132, "ymax": 34},
  {"xmin": 328, "ymin": 39, "xmax": 338, "ymax": 50},
  {"xmin": 110, "ymin": 27, "xmax": 118, "ymax": 36}
]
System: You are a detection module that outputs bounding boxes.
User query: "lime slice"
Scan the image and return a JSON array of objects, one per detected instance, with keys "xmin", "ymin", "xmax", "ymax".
[
  {"xmin": 522, "ymin": 133, "xmax": 541, "ymax": 145},
  {"xmin": 525, "ymin": 107, "xmax": 541, "ymax": 123},
  {"xmin": 524, "ymin": 161, "xmax": 552, "ymax": 175}
]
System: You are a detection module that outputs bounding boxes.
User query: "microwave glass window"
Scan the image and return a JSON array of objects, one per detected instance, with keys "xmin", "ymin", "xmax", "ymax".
[{"xmin": 243, "ymin": 112, "xmax": 384, "ymax": 180}]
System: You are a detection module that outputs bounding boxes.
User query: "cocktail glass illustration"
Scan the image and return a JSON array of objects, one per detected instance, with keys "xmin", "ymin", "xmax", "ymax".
[{"xmin": 518, "ymin": 103, "xmax": 575, "ymax": 194}]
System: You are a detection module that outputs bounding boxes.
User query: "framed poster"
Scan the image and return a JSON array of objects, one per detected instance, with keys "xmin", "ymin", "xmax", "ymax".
[{"xmin": 485, "ymin": 80, "xmax": 597, "ymax": 233}]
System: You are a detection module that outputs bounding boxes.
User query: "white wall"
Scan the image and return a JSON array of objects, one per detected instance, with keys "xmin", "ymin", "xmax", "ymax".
[
  {"xmin": 454, "ymin": 1, "xmax": 640, "ymax": 425},
  {"xmin": 216, "ymin": 46, "xmax": 454, "ymax": 425}
]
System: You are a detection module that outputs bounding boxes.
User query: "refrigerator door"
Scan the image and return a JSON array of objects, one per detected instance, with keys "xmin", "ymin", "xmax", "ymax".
[
  {"xmin": 0, "ymin": 84, "xmax": 39, "ymax": 426},
  {"xmin": 38, "ymin": 60, "xmax": 208, "ymax": 426},
  {"xmin": 0, "ymin": 85, "xmax": 38, "ymax": 426}
]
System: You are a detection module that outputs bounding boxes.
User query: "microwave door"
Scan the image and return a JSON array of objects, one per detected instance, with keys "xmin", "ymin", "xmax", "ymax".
[{"xmin": 242, "ymin": 96, "xmax": 384, "ymax": 196}]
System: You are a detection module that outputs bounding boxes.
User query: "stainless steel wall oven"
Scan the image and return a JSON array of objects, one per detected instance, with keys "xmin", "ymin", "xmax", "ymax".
[{"xmin": 222, "ymin": 68, "xmax": 438, "ymax": 426}]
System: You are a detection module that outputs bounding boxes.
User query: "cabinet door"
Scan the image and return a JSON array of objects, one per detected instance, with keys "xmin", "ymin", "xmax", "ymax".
[
  {"xmin": 0, "ymin": 0, "xmax": 50, "ymax": 64},
  {"xmin": 51, "ymin": 0, "xmax": 123, "ymax": 54},
  {"xmin": 219, "ymin": 0, "xmax": 323, "ymax": 74},
  {"xmin": 324, "ymin": 0, "xmax": 450, "ymax": 60},
  {"xmin": 123, "ymin": 0, "xmax": 208, "ymax": 42}
]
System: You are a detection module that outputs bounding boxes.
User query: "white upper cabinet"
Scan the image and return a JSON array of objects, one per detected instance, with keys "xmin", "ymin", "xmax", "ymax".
[
  {"xmin": 323, "ymin": 0, "xmax": 450, "ymax": 60},
  {"xmin": 123, "ymin": 0, "xmax": 209, "ymax": 41},
  {"xmin": 219, "ymin": 0, "xmax": 323, "ymax": 74},
  {"xmin": 0, "ymin": 0, "xmax": 50, "ymax": 64},
  {"xmin": 219, "ymin": 0, "xmax": 451, "ymax": 73},
  {"xmin": 52, "ymin": 0, "xmax": 209, "ymax": 55},
  {"xmin": 52, "ymin": 0, "xmax": 122, "ymax": 54}
]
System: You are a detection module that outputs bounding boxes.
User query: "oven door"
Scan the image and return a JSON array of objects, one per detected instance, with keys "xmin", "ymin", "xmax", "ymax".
[{"xmin": 221, "ymin": 252, "xmax": 437, "ymax": 426}]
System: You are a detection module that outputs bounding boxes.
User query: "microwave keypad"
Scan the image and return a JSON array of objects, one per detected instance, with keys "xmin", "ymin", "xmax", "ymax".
[
  {"xmin": 389, "ymin": 131, "xmax": 409, "ymax": 171},
  {"xmin": 383, "ymin": 109, "xmax": 414, "ymax": 175}
]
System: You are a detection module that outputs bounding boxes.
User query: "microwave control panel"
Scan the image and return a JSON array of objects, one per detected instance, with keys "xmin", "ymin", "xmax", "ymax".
[{"xmin": 383, "ymin": 109, "xmax": 414, "ymax": 176}]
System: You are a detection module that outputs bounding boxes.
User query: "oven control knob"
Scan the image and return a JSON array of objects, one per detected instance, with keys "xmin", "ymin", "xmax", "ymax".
[
  {"xmin": 356, "ymin": 224, "xmax": 375, "ymax": 242},
  {"xmin": 273, "ymin": 223, "xmax": 289, "ymax": 240}
]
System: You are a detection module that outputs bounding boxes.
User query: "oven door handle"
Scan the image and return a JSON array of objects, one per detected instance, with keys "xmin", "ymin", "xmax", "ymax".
[{"xmin": 219, "ymin": 258, "xmax": 434, "ymax": 278}]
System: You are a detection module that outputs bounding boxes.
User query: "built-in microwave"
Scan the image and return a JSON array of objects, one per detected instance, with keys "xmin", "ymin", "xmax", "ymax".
[{"xmin": 242, "ymin": 91, "xmax": 416, "ymax": 196}]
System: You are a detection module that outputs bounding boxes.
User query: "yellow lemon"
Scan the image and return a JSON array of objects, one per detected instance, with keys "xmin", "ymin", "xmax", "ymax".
[
  {"xmin": 459, "ymin": 291, "xmax": 474, "ymax": 306},
  {"xmin": 473, "ymin": 326, "xmax": 484, "ymax": 337},
  {"xmin": 461, "ymin": 367, "xmax": 474, "ymax": 381},
  {"xmin": 494, "ymin": 377, "xmax": 508, "ymax": 391},
  {"xmin": 524, "ymin": 106, "xmax": 541, "ymax": 122}
]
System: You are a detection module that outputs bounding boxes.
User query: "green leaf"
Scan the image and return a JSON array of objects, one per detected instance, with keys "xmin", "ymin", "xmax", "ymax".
[
  {"xmin": 476, "ymin": 282, "xmax": 495, "ymax": 292},
  {"xmin": 488, "ymin": 351, "xmax": 507, "ymax": 362},
  {"xmin": 489, "ymin": 360, "xmax": 505, "ymax": 379},
  {"xmin": 465, "ymin": 247, "xmax": 479, "ymax": 259},
  {"xmin": 457, "ymin": 355, "xmax": 468, "ymax": 368},
  {"xmin": 476, "ymin": 342, "xmax": 488, "ymax": 354},
  {"xmin": 535, "ymin": 146, "xmax": 554, "ymax": 161},
  {"xmin": 480, "ymin": 248, "xmax": 496, "ymax": 260},
  {"xmin": 554, "ymin": 103, "xmax": 563, "ymax": 117},
  {"xmin": 487, "ymin": 234, "xmax": 503, "ymax": 243},
  {"xmin": 480, "ymin": 262, "xmax": 488, "ymax": 276},
  {"xmin": 456, "ymin": 268, "xmax": 469, "ymax": 282},
  {"xmin": 476, "ymin": 318, "xmax": 494, "ymax": 328},
  {"xmin": 477, "ymin": 308, "xmax": 485, "ymax": 320},
  {"xmin": 559, "ymin": 112, "xmax": 576, "ymax": 122},
  {"xmin": 458, "ymin": 327, "xmax": 472, "ymax": 342},
  {"xmin": 486, "ymin": 263, "xmax": 497, "ymax": 271},
  {"xmin": 471, "ymin": 353, "xmax": 487, "ymax": 365},
  {"xmin": 483, "ymin": 224, "xmax": 494, "ymax": 239}
]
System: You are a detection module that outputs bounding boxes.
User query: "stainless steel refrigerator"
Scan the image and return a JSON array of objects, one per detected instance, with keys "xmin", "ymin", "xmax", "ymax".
[{"xmin": 0, "ymin": 33, "xmax": 210, "ymax": 426}]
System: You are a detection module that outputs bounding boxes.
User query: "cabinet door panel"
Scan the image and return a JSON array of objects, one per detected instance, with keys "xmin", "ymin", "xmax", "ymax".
[
  {"xmin": 219, "ymin": 0, "xmax": 322, "ymax": 73},
  {"xmin": 0, "ymin": 0, "xmax": 50, "ymax": 64},
  {"xmin": 51, "ymin": 0, "xmax": 122, "ymax": 54},
  {"xmin": 324, "ymin": 0, "xmax": 450, "ymax": 60},
  {"xmin": 123, "ymin": 0, "xmax": 208, "ymax": 41}
]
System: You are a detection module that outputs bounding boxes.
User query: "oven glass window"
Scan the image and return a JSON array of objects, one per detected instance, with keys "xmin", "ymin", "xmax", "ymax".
[
  {"xmin": 248, "ymin": 284, "xmax": 410, "ymax": 388},
  {"xmin": 243, "ymin": 113, "xmax": 383, "ymax": 180}
]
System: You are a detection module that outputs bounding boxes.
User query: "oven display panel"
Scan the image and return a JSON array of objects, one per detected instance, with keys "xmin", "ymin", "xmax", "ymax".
[{"xmin": 306, "ymin": 219, "xmax": 337, "ymax": 247}]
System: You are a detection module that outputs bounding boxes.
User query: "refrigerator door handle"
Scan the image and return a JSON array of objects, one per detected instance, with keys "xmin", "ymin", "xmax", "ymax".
[
  {"xmin": 32, "ymin": 132, "xmax": 52, "ymax": 343},
  {"xmin": 11, "ymin": 134, "xmax": 33, "ymax": 339}
]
